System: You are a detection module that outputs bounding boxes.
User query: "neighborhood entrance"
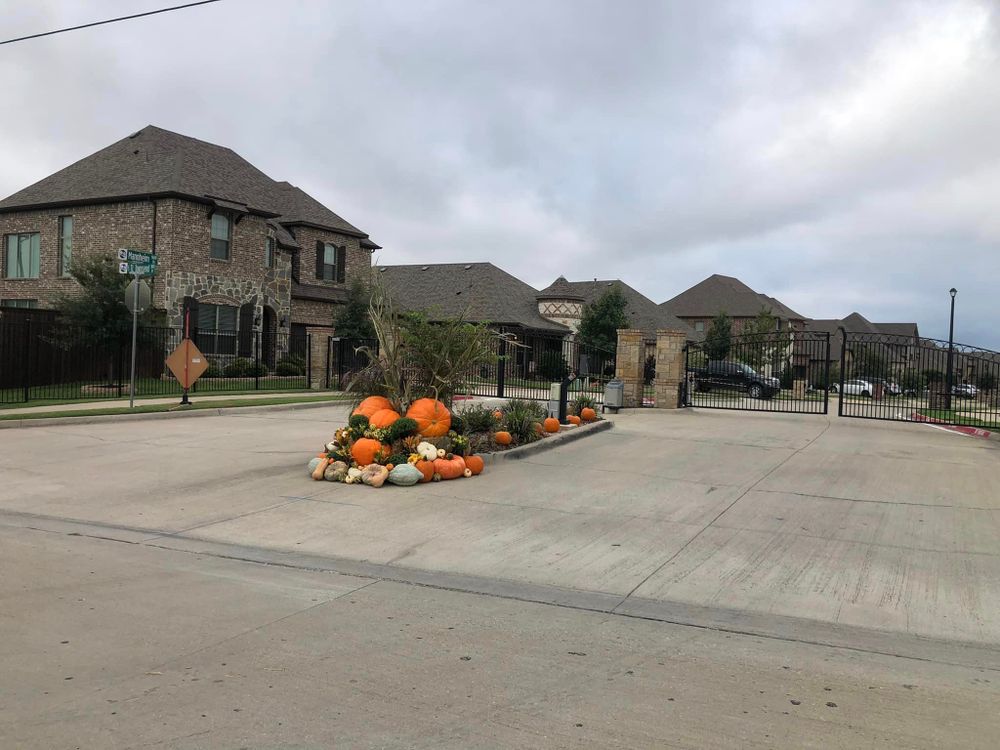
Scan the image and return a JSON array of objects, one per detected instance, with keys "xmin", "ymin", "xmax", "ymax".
[
  {"xmin": 837, "ymin": 331, "xmax": 1000, "ymax": 430},
  {"xmin": 684, "ymin": 330, "xmax": 832, "ymax": 415}
]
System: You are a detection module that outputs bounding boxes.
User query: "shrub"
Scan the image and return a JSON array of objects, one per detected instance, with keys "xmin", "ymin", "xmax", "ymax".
[
  {"xmin": 386, "ymin": 453, "xmax": 409, "ymax": 467},
  {"xmin": 349, "ymin": 414, "xmax": 370, "ymax": 431},
  {"xmin": 460, "ymin": 404, "xmax": 499, "ymax": 434},
  {"xmin": 536, "ymin": 350, "xmax": 570, "ymax": 381},
  {"xmin": 224, "ymin": 357, "xmax": 267, "ymax": 378},
  {"xmin": 570, "ymin": 394, "xmax": 597, "ymax": 416},
  {"xmin": 386, "ymin": 417, "xmax": 418, "ymax": 442},
  {"xmin": 203, "ymin": 362, "xmax": 223, "ymax": 378},
  {"xmin": 502, "ymin": 399, "xmax": 548, "ymax": 443},
  {"xmin": 274, "ymin": 361, "xmax": 305, "ymax": 376}
]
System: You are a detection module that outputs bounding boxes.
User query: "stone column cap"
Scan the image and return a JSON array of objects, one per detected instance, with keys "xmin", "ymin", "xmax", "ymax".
[{"xmin": 655, "ymin": 328, "xmax": 689, "ymax": 336}]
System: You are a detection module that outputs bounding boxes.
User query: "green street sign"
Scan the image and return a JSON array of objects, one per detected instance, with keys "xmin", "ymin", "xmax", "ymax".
[
  {"xmin": 117, "ymin": 256, "xmax": 158, "ymax": 276},
  {"xmin": 117, "ymin": 248, "xmax": 154, "ymax": 263}
]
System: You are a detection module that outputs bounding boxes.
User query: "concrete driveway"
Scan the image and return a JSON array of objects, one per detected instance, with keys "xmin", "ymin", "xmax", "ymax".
[{"xmin": 2, "ymin": 403, "xmax": 999, "ymax": 653}]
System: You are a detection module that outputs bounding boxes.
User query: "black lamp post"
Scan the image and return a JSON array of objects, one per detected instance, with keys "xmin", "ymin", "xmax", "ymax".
[{"xmin": 946, "ymin": 288, "xmax": 957, "ymax": 410}]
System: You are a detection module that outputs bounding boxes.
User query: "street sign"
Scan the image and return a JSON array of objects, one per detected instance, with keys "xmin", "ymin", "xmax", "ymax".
[
  {"xmin": 124, "ymin": 280, "xmax": 151, "ymax": 314},
  {"xmin": 166, "ymin": 338, "xmax": 209, "ymax": 389},
  {"xmin": 117, "ymin": 248, "xmax": 157, "ymax": 276}
]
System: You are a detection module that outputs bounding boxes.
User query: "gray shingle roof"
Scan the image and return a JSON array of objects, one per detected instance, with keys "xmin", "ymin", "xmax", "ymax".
[
  {"xmin": 377, "ymin": 262, "xmax": 570, "ymax": 332},
  {"xmin": 537, "ymin": 276, "xmax": 585, "ymax": 301},
  {"xmin": 292, "ymin": 281, "xmax": 348, "ymax": 303},
  {"xmin": 660, "ymin": 274, "xmax": 805, "ymax": 320},
  {"xmin": 0, "ymin": 125, "xmax": 373, "ymax": 241},
  {"xmin": 541, "ymin": 277, "xmax": 696, "ymax": 339},
  {"xmin": 874, "ymin": 322, "xmax": 919, "ymax": 338}
]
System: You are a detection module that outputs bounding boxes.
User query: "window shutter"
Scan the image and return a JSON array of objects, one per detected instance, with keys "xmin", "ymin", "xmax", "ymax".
[
  {"xmin": 290, "ymin": 250, "xmax": 300, "ymax": 282},
  {"xmin": 315, "ymin": 240, "xmax": 324, "ymax": 280},
  {"xmin": 238, "ymin": 303, "xmax": 254, "ymax": 357},
  {"xmin": 336, "ymin": 244, "xmax": 346, "ymax": 283}
]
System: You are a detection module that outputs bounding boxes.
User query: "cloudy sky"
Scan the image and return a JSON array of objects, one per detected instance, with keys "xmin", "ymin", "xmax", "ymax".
[{"xmin": 3, "ymin": 0, "xmax": 999, "ymax": 344}]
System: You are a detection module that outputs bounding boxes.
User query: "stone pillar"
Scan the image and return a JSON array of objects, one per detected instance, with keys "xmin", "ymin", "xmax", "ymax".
[
  {"xmin": 306, "ymin": 325, "xmax": 335, "ymax": 389},
  {"xmin": 792, "ymin": 379, "xmax": 807, "ymax": 399},
  {"xmin": 615, "ymin": 328, "xmax": 646, "ymax": 408},
  {"xmin": 654, "ymin": 329, "xmax": 687, "ymax": 409}
]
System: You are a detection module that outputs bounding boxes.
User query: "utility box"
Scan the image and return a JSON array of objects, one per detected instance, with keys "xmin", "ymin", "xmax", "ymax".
[
  {"xmin": 604, "ymin": 379, "xmax": 624, "ymax": 412},
  {"xmin": 547, "ymin": 382, "xmax": 561, "ymax": 418}
]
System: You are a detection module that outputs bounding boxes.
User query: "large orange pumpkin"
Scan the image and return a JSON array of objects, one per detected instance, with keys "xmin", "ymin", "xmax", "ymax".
[
  {"xmin": 494, "ymin": 430, "xmax": 512, "ymax": 445},
  {"xmin": 405, "ymin": 398, "xmax": 451, "ymax": 437},
  {"xmin": 351, "ymin": 438, "xmax": 387, "ymax": 466},
  {"xmin": 434, "ymin": 454, "xmax": 466, "ymax": 480},
  {"xmin": 414, "ymin": 460, "xmax": 435, "ymax": 483},
  {"xmin": 567, "ymin": 415, "xmax": 581, "ymax": 426},
  {"xmin": 368, "ymin": 408, "xmax": 401, "ymax": 428},
  {"xmin": 580, "ymin": 407, "xmax": 597, "ymax": 422},
  {"xmin": 353, "ymin": 396, "xmax": 394, "ymax": 418},
  {"xmin": 543, "ymin": 417, "xmax": 560, "ymax": 433},
  {"xmin": 464, "ymin": 455, "xmax": 484, "ymax": 475}
]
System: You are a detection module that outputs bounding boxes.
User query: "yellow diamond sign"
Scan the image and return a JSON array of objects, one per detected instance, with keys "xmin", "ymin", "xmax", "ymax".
[{"xmin": 166, "ymin": 339, "xmax": 209, "ymax": 389}]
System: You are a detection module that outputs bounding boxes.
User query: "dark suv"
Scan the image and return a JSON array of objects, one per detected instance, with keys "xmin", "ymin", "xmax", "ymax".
[{"xmin": 688, "ymin": 360, "xmax": 781, "ymax": 399}]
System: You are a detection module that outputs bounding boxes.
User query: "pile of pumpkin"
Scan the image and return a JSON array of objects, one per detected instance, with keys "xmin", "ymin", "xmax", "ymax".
[
  {"xmin": 492, "ymin": 406, "xmax": 599, "ymax": 445},
  {"xmin": 308, "ymin": 396, "xmax": 485, "ymax": 487}
]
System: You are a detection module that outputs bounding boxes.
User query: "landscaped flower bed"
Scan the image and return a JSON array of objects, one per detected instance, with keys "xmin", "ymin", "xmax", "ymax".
[{"xmin": 306, "ymin": 394, "xmax": 601, "ymax": 487}]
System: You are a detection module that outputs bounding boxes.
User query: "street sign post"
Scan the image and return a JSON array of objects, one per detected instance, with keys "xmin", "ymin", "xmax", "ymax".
[
  {"xmin": 165, "ymin": 310, "xmax": 209, "ymax": 405},
  {"xmin": 116, "ymin": 249, "xmax": 157, "ymax": 408}
]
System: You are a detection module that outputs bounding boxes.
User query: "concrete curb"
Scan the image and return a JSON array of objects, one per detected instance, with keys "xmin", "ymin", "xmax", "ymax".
[
  {"xmin": 0, "ymin": 398, "xmax": 350, "ymax": 430},
  {"xmin": 480, "ymin": 419, "xmax": 612, "ymax": 464}
]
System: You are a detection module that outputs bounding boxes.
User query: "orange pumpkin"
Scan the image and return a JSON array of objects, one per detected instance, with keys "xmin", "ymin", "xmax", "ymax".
[
  {"xmin": 351, "ymin": 438, "xmax": 386, "ymax": 466},
  {"xmin": 434, "ymin": 454, "xmax": 466, "ymax": 480},
  {"xmin": 405, "ymin": 398, "xmax": 451, "ymax": 437},
  {"xmin": 464, "ymin": 455, "xmax": 484, "ymax": 475},
  {"xmin": 532, "ymin": 422, "xmax": 545, "ymax": 436},
  {"xmin": 567, "ymin": 415, "xmax": 581, "ymax": 426},
  {"xmin": 492, "ymin": 409, "xmax": 503, "ymax": 420},
  {"xmin": 353, "ymin": 396, "xmax": 394, "ymax": 418},
  {"xmin": 543, "ymin": 417, "xmax": 560, "ymax": 433},
  {"xmin": 368, "ymin": 408, "xmax": 401, "ymax": 428},
  {"xmin": 580, "ymin": 407, "xmax": 597, "ymax": 422},
  {"xmin": 414, "ymin": 459, "xmax": 435, "ymax": 483},
  {"xmin": 494, "ymin": 430, "xmax": 512, "ymax": 445}
]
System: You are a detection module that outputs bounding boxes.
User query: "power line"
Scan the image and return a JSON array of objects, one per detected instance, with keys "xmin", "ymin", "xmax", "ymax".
[{"xmin": 1, "ymin": 0, "xmax": 224, "ymax": 46}]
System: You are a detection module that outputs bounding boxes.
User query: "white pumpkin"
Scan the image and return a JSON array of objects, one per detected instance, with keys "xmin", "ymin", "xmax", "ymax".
[{"xmin": 416, "ymin": 441, "xmax": 438, "ymax": 461}]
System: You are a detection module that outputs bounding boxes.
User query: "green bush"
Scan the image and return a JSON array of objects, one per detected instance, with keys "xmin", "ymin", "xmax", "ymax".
[
  {"xmin": 386, "ymin": 417, "xmax": 418, "ymax": 442},
  {"xmin": 386, "ymin": 453, "xmax": 409, "ymax": 467},
  {"xmin": 536, "ymin": 350, "xmax": 570, "ymax": 381},
  {"xmin": 459, "ymin": 404, "xmax": 498, "ymax": 434},
  {"xmin": 571, "ymin": 394, "xmax": 597, "ymax": 416},
  {"xmin": 274, "ymin": 361, "xmax": 305, "ymax": 376},
  {"xmin": 203, "ymin": 362, "xmax": 223, "ymax": 378},
  {"xmin": 503, "ymin": 398, "xmax": 547, "ymax": 443},
  {"xmin": 348, "ymin": 414, "xmax": 369, "ymax": 431},
  {"xmin": 224, "ymin": 357, "xmax": 267, "ymax": 378}
]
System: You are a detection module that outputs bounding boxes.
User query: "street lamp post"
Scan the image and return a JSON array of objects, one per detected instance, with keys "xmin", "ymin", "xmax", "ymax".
[{"xmin": 946, "ymin": 288, "xmax": 957, "ymax": 411}]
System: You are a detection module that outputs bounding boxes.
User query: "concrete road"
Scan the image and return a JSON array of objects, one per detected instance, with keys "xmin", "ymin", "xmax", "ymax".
[
  {"xmin": 3, "ymin": 524, "xmax": 999, "ymax": 749},
  {"xmin": 2, "ymin": 405, "xmax": 999, "ymax": 651}
]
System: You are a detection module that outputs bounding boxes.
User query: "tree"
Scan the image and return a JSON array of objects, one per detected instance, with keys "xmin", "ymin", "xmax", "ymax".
[
  {"xmin": 53, "ymin": 254, "xmax": 162, "ymax": 383},
  {"xmin": 705, "ymin": 312, "xmax": 732, "ymax": 361},
  {"xmin": 577, "ymin": 287, "xmax": 630, "ymax": 353},
  {"xmin": 740, "ymin": 308, "xmax": 791, "ymax": 372},
  {"xmin": 851, "ymin": 345, "xmax": 889, "ymax": 378},
  {"xmin": 975, "ymin": 372, "xmax": 997, "ymax": 392},
  {"xmin": 333, "ymin": 278, "xmax": 375, "ymax": 340}
]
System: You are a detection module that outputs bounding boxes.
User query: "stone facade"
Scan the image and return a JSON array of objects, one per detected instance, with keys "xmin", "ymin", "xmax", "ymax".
[
  {"xmin": 653, "ymin": 329, "xmax": 687, "ymax": 409},
  {"xmin": 537, "ymin": 299, "xmax": 584, "ymax": 333},
  {"xmin": 614, "ymin": 328, "xmax": 646, "ymax": 408},
  {"xmin": 306, "ymin": 325, "xmax": 335, "ymax": 389}
]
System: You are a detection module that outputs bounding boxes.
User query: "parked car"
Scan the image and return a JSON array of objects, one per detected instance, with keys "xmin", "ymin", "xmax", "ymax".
[
  {"xmin": 952, "ymin": 383, "xmax": 978, "ymax": 399},
  {"xmin": 688, "ymin": 360, "xmax": 780, "ymax": 399},
  {"xmin": 858, "ymin": 376, "xmax": 902, "ymax": 396},
  {"xmin": 841, "ymin": 379, "xmax": 875, "ymax": 397}
]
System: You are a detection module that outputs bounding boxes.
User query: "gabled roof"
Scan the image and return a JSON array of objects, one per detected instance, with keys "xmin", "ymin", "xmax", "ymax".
[
  {"xmin": 840, "ymin": 312, "xmax": 881, "ymax": 334},
  {"xmin": 874, "ymin": 322, "xmax": 919, "ymax": 338},
  {"xmin": 540, "ymin": 277, "xmax": 696, "ymax": 339},
  {"xmin": 377, "ymin": 262, "xmax": 569, "ymax": 333},
  {"xmin": 0, "ymin": 125, "xmax": 373, "ymax": 240},
  {"xmin": 660, "ymin": 274, "xmax": 805, "ymax": 320}
]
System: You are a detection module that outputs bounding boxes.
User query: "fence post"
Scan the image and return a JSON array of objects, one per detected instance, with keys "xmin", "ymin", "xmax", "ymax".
[
  {"xmin": 653, "ymin": 329, "xmax": 687, "ymax": 409},
  {"xmin": 326, "ymin": 336, "xmax": 333, "ymax": 389},
  {"xmin": 306, "ymin": 334, "xmax": 312, "ymax": 388},
  {"xmin": 22, "ymin": 316, "xmax": 32, "ymax": 403},
  {"xmin": 823, "ymin": 332, "xmax": 831, "ymax": 415},
  {"xmin": 614, "ymin": 329, "xmax": 645, "ymax": 408},
  {"xmin": 496, "ymin": 336, "xmax": 507, "ymax": 399},
  {"xmin": 254, "ymin": 331, "xmax": 261, "ymax": 391},
  {"xmin": 837, "ymin": 327, "xmax": 847, "ymax": 417}
]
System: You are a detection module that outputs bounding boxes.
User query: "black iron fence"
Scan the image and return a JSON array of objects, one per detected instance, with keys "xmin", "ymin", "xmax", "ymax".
[
  {"xmin": 837, "ymin": 331, "xmax": 1000, "ymax": 429},
  {"xmin": 685, "ymin": 330, "xmax": 831, "ymax": 414},
  {"xmin": 326, "ymin": 337, "xmax": 378, "ymax": 390},
  {"xmin": 0, "ymin": 316, "xmax": 310, "ymax": 404},
  {"xmin": 459, "ymin": 331, "xmax": 615, "ymax": 405}
]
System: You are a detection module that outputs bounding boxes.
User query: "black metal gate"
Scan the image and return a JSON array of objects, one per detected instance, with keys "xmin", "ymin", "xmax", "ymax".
[
  {"xmin": 837, "ymin": 330, "xmax": 1000, "ymax": 429},
  {"xmin": 327, "ymin": 337, "xmax": 377, "ymax": 390},
  {"xmin": 684, "ymin": 330, "xmax": 831, "ymax": 414}
]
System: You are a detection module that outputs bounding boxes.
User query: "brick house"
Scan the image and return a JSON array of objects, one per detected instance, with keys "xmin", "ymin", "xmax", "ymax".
[
  {"xmin": 0, "ymin": 125, "xmax": 378, "ymax": 370},
  {"xmin": 659, "ymin": 274, "xmax": 806, "ymax": 334}
]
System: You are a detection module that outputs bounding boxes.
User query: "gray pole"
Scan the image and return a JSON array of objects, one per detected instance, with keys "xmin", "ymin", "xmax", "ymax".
[
  {"xmin": 129, "ymin": 269, "xmax": 139, "ymax": 408},
  {"xmin": 946, "ymin": 288, "xmax": 956, "ymax": 412}
]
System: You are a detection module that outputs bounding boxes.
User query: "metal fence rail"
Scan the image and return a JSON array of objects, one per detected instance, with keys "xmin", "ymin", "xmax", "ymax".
[
  {"xmin": 685, "ymin": 330, "xmax": 831, "ymax": 414},
  {"xmin": 838, "ymin": 330, "xmax": 1000, "ymax": 429},
  {"xmin": 0, "ymin": 317, "xmax": 311, "ymax": 404}
]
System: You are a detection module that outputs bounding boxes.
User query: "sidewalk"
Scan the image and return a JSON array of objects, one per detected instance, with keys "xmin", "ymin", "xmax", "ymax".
[{"xmin": 0, "ymin": 390, "xmax": 339, "ymax": 416}]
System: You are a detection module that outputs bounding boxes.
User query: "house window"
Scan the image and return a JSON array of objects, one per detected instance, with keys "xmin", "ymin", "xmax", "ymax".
[
  {"xmin": 265, "ymin": 236, "xmax": 276, "ymax": 268},
  {"xmin": 210, "ymin": 213, "xmax": 231, "ymax": 260},
  {"xmin": 1, "ymin": 298, "xmax": 38, "ymax": 308},
  {"xmin": 197, "ymin": 303, "xmax": 238, "ymax": 355},
  {"xmin": 694, "ymin": 321, "xmax": 705, "ymax": 333},
  {"xmin": 58, "ymin": 216, "xmax": 73, "ymax": 276},
  {"xmin": 4, "ymin": 232, "xmax": 40, "ymax": 278},
  {"xmin": 320, "ymin": 243, "xmax": 337, "ymax": 281}
]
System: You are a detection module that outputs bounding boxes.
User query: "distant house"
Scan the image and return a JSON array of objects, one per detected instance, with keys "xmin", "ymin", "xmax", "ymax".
[
  {"xmin": 0, "ymin": 125, "xmax": 380, "ymax": 363},
  {"xmin": 803, "ymin": 313, "xmax": 920, "ymax": 377},
  {"xmin": 536, "ymin": 276, "xmax": 696, "ymax": 352},
  {"xmin": 659, "ymin": 274, "xmax": 805, "ymax": 335}
]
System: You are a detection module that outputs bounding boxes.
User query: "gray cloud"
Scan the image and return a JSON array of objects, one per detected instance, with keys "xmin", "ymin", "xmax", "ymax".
[{"xmin": 2, "ymin": 0, "xmax": 998, "ymax": 345}]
